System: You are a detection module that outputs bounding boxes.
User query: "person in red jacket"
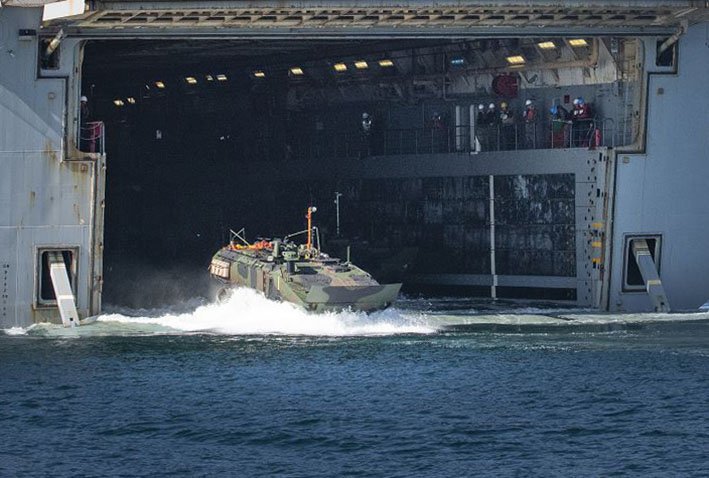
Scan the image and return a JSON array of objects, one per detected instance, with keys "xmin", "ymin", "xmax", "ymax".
[{"xmin": 522, "ymin": 99, "xmax": 539, "ymax": 148}]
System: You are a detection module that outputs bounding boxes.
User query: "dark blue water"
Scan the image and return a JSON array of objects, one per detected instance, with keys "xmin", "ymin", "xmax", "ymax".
[{"xmin": 2, "ymin": 318, "xmax": 709, "ymax": 476}]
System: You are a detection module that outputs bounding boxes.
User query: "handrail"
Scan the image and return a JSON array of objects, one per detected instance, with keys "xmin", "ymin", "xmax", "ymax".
[
  {"xmin": 79, "ymin": 121, "xmax": 105, "ymax": 155},
  {"xmin": 274, "ymin": 118, "xmax": 619, "ymax": 162}
]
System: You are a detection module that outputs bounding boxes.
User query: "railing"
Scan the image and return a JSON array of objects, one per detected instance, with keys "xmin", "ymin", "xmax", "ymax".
[
  {"xmin": 79, "ymin": 121, "xmax": 105, "ymax": 155},
  {"xmin": 283, "ymin": 118, "xmax": 617, "ymax": 161}
]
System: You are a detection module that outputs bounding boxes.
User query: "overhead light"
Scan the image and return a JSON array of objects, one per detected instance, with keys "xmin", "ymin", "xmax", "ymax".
[
  {"xmin": 505, "ymin": 55, "xmax": 526, "ymax": 65},
  {"xmin": 568, "ymin": 38, "xmax": 589, "ymax": 47},
  {"xmin": 185, "ymin": 76, "xmax": 197, "ymax": 84},
  {"xmin": 537, "ymin": 41, "xmax": 556, "ymax": 50},
  {"xmin": 155, "ymin": 81, "xmax": 165, "ymax": 89},
  {"xmin": 354, "ymin": 60, "xmax": 369, "ymax": 69},
  {"xmin": 113, "ymin": 99, "xmax": 124, "ymax": 107},
  {"xmin": 289, "ymin": 66, "xmax": 304, "ymax": 76},
  {"xmin": 206, "ymin": 75, "xmax": 214, "ymax": 81},
  {"xmin": 378, "ymin": 59, "xmax": 394, "ymax": 67},
  {"xmin": 216, "ymin": 74, "xmax": 228, "ymax": 81},
  {"xmin": 450, "ymin": 57, "xmax": 465, "ymax": 66},
  {"xmin": 333, "ymin": 63, "xmax": 347, "ymax": 72},
  {"xmin": 253, "ymin": 70, "xmax": 266, "ymax": 78},
  {"xmin": 126, "ymin": 97, "xmax": 136, "ymax": 104}
]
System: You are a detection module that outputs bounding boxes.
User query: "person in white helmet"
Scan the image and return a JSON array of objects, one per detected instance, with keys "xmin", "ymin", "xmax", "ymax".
[
  {"xmin": 484, "ymin": 102, "xmax": 497, "ymax": 126},
  {"xmin": 482, "ymin": 103, "xmax": 499, "ymax": 150},
  {"xmin": 571, "ymin": 97, "xmax": 593, "ymax": 146},
  {"xmin": 80, "ymin": 96, "xmax": 90, "ymax": 124},
  {"xmin": 476, "ymin": 104, "xmax": 486, "ymax": 126},
  {"xmin": 79, "ymin": 95, "xmax": 91, "ymax": 151},
  {"xmin": 473, "ymin": 104, "xmax": 487, "ymax": 152},
  {"xmin": 522, "ymin": 99, "xmax": 538, "ymax": 148}
]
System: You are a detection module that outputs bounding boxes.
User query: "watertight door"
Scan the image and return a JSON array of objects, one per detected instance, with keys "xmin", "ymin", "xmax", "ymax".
[{"xmin": 46, "ymin": 251, "xmax": 80, "ymax": 327}]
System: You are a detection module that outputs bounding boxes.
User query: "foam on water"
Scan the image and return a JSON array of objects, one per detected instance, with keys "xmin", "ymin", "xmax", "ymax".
[
  {"xmin": 3, "ymin": 288, "xmax": 709, "ymax": 338},
  {"xmin": 3, "ymin": 327, "xmax": 29, "ymax": 336},
  {"xmin": 95, "ymin": 288, "xmax": 436, "ymax": 336}
]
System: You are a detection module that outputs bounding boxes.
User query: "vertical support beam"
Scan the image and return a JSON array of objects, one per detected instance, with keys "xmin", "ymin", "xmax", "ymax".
[
  {"xmin": 489, "ymin": 175, "xmax": 497, "ymax": 299},
  {"xmin": 469, "ymin": 104, "xmax": 477, "ymax": 153},
  {"xmin": 455, "ymin": 105, "xmax": 463, "ymax": 151}
]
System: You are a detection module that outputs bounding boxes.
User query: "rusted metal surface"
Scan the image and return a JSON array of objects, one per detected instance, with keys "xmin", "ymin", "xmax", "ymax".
[
  {"xmin": 0, "ymin": 7, "xmax": 102, "ymax": 328},
  {"xmin": 47, "ymin": 1, "xmax": 707, "ymax": 36}
]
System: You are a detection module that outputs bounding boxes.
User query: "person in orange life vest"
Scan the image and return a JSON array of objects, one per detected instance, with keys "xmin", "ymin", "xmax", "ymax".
[
  {"xmin": 522, "ymin": 99, "xmax": 538, "ymax": 148},
  {"xmin": 572, "ymin": 97, "xmax": 593, "ymax": 146},
  {"xmin": 572, "ymin": 97, "xmax": 592, "ymax": 120}
]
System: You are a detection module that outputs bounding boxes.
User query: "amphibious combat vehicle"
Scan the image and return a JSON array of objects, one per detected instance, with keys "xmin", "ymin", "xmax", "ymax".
[{"xmin": 209, "ymin": 207, "xmax": 401, "ymax": 313}]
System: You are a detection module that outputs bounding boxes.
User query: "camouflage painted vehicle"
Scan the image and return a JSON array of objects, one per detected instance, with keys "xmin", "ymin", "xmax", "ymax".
[{"xmin": 209, "ymin": 208, "xmax": 401, "ymax": 313}]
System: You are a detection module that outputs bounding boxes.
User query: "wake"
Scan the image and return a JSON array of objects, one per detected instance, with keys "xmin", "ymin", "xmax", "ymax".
[{"xmin": 95, "ymin": 288, "xmax": 436, "ymax": 336}]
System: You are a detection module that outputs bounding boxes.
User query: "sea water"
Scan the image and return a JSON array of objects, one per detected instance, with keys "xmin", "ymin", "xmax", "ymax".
[{"xmin": 1, "ymin": 289, "xmax": 708, "ymax": 476}]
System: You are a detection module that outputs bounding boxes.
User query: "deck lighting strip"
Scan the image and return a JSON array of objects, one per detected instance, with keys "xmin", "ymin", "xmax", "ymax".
[
  {"xmin": 568, "ymin": 38, "xmax": 589, "ymax": 47},
  {"xmin": 505, "ymin": 55, "xmax": 526, "ymax": 65}
]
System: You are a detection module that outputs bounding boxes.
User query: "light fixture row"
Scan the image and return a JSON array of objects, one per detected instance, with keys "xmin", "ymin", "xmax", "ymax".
[
  {"xmin": 147, "ymin": 74, "xmax": 229, "ymax": 90},
  {"xmin": 127, "ymin": 58, "xmax": 397, "ymax": 96},
  {"xmin": 506, "ymin": 38, "xmax": 590, "ymax": 65},
  {"xmin": 261, "ymin": 58, "xmax": 395, "ymax": 78},
  {"xmin": 113, "ymin": 40, "xmax": 587, "ymax": 106}
]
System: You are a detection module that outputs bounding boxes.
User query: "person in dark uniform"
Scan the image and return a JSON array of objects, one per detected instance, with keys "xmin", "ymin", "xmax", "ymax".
[
  {"xmin": 550, "ymin": 104, "xmax": 572, "ymax": 148},
  {"xmin": 499, "ymin": 101, "xmax": 516, "ymax": 150},
  {"xmin": 484, "ymin": 103, "xmax": 498, "ymax": 150}
]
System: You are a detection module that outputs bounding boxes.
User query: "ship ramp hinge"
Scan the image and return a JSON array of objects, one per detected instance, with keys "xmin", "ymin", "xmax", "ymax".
[
  {"xmin": 47, "ymin": 251, "xmax": 80, "ymax": 327},
  {"xmin": 631, "ymin": 239, "xmax": 670, "ymax": 313}
]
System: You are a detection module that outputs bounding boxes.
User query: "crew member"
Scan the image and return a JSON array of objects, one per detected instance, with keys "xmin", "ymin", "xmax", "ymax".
[
  {"xmin": 80, "ymin": 96, "xmax": 90, "ymax": 125},
  {"xmin": 360, "ymin": 112, "xmax": 373, "ymax": 158},
  {"xmin": 499, "ymin": 101, "xmax": 516, "ymax": 150},
  {"xmin": 476, "ymin": 104, "xmax": 486, "ymax": 126},
  {"xmin": 572, "ymin": 97, "xmax": 592, "ymax": 120},
  {"xmin": 550, "ymin": 104, "xmax": 571, "ymax": 148},
  {"xmin": 522, "ymin": 99, "xmax": 538, "ymax": 149},
  {"xmin": 484, "ymin": 103, "xmax": 498, "ymax": 150},
  {"xmin": 430, "ymin": 112, "xmax": 447, "ymax": 153},
  {"xmin": 361, "ymin": 112, "xmax": 373, "ymax": 135},
  {"xmin": 572, "ymin": 97, "xmax": 593, "ymax": 146},
  {"xmin": 79, "ymin": 96, "xmax": 92, "ymax": 152}
]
